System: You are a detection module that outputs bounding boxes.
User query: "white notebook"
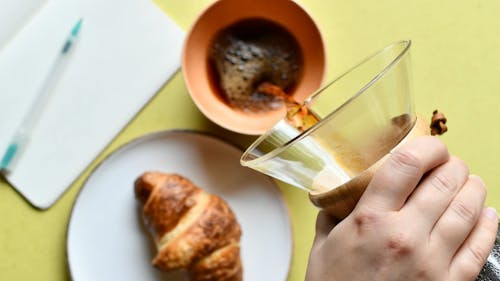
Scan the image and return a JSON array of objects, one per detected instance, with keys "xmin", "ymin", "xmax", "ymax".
[{"xmin": 0, "ymin": 0, "xmax": 185, "ymax": 209}]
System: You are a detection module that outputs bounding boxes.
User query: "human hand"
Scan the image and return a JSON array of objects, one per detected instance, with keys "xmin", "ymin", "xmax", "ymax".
[{"xmin": 306, "ymin": 136, "xmax": 498, "ymax": 281}]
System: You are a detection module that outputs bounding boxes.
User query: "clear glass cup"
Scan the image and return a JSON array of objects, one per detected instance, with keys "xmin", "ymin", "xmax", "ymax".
[{"xmin": 241, "ymin": 40, "xmax": 415, "ymax": 194}]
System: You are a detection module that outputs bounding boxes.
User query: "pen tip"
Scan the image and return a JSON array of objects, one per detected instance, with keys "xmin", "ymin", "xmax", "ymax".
[{"xmin": 71, "ymin": 18, "xmax": 83, "ymax": 37}]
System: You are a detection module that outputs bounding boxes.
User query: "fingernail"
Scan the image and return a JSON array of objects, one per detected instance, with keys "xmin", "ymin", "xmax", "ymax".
[
  {"xmin": 483, "ymin": 207, "xmax": 498, "ymax": 221},
  {"xmin": 469, "ymin": 175, "xmax": 486, "ymax": 187}
]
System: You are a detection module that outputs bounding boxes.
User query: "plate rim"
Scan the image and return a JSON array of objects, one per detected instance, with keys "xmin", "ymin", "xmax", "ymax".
[{"xmin": 65, "ymin": 129, "xmax": 294, "ymax": 280}]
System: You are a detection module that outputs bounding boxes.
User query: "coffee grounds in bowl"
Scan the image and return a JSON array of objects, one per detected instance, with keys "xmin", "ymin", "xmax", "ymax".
[{"xmin": 209, "ymin": 18, "xmax": 303, "ymax": 113}]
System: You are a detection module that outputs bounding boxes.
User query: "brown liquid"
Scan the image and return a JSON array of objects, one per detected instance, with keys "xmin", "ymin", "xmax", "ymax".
[{"xmin": 208, "ymin": 18, "xmax": 303, "ymax": 113}]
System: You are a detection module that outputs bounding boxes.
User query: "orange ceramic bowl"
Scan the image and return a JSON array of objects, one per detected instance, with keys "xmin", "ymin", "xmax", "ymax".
[{"xmin": 182, "ymin": 0, "xmax": 326, "ymax": 135}]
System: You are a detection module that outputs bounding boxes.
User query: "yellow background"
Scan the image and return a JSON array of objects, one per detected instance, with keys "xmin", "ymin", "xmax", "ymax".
[{"xmin": 1, "ymin": 0, "xmax": 500, "ymax": 280}]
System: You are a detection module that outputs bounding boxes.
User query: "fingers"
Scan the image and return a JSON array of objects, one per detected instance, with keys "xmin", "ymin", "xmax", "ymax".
[
  {"xmin": 358, "ymin": 136, "xmax": 449, "ymax": 212},
  {"xmin": 430, "ymin": 176, "xmax": 487, "ymax": 260},
  {"xmin": 449, "ymin": 207, "xmax": 498, "ymax": 280},
  {"xmin": 313, "ymin": 211, "xmax": 338, "ymax": 246},
  {"xmin": 402, "ymin": 156, "xmax": 469, "ymax": 232}
]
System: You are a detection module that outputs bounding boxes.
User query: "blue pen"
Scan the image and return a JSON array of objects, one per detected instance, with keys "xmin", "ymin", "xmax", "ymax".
[{"xmin": 0, "ymin": 18, "xmax": 83, "ymax": 174}]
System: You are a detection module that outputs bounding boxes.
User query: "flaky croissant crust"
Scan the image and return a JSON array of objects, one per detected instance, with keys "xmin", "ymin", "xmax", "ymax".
[{"xmin": 135, "ymin": 172, "xmax": 243, "ymax": 281}]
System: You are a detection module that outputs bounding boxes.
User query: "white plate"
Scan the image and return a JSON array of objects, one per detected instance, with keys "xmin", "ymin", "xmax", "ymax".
[{"xmin": 67, "ymin": 131, "xmax": 292, "ymax": 280}]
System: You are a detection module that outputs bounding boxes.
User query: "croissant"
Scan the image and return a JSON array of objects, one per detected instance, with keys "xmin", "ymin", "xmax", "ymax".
[{"xmin": 134, "ymin": 172, "xmax": 243, "ymax": 281}]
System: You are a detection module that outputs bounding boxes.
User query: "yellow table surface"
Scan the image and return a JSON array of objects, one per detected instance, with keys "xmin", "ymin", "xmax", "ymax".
[{"xmin": 1, "ymin": 1, "xmax": 500, "ymax": 280}]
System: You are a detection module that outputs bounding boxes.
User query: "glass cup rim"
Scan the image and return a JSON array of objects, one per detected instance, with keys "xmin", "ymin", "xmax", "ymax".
[{"xmin": 240, "ymin": 40, "xmax": 412, "ymax": 167}]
